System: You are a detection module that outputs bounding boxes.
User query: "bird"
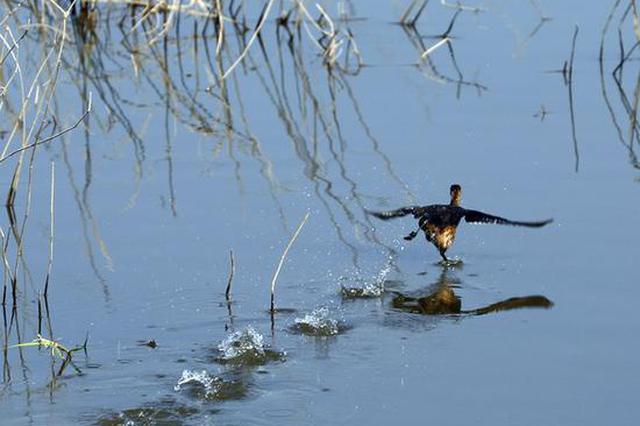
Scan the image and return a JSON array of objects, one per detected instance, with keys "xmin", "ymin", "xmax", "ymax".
[{"xmin": 366, "ymin": 184, "xmax": 552, "ymax": 263}]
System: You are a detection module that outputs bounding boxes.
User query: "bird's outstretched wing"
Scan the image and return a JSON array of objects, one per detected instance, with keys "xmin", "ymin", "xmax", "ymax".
[
  {"xmin": 463, "ymin": 209, "xmax": 553, "ymax": 228},
  {"xmin": 365, "ymin": 206, "xmax": 426, "ymax": 220}
]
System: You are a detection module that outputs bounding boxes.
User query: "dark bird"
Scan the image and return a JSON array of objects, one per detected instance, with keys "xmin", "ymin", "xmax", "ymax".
[{"xmin": 367, "ymin": 184, "xmax": 552, "ymax": 263}]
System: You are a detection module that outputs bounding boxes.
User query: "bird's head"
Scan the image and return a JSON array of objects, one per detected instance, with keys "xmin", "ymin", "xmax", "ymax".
[{"xmin": 449, "ymin": 184, "xmax": 462, "ymax": 206}]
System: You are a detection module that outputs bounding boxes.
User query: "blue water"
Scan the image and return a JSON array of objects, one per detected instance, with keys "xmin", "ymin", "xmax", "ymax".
[{"xmin": 1, "ymin": 1, "xmax": 638, "ymax": 424}]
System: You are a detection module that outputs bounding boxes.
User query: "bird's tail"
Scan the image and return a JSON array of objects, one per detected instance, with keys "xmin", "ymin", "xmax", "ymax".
[{"xmin": 365, "ymin": 206, "xmax": 423, "ymax": 220}]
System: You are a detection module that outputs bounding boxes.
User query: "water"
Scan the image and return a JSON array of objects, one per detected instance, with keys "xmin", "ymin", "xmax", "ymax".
[{"xmin": 1, "ymin": 1, "xmax": 639, "ymax": 424}]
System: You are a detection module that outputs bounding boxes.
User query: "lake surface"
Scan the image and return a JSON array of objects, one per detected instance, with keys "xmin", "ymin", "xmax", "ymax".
[{"xmin": 1, "ymin": 1, "xmax": 639, "ymax": 424}]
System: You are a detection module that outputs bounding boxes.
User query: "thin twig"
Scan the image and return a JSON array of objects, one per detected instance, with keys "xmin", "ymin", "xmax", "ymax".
[
  {"xmin": 215, "ymin": 0, "xmax": 225, "ymax": 58},
  {"xmin": 441, "ymin": 0, "xmax": 485, "ymax": 13},
  {"xmin": 420, "ymin": 37, "xmax": 450, "ymax": 60},
  {"xmin": 221, "ymin": 0, "xmax": 275, "ymax": 80},
  {"xmin": 442, "ymin": 9, "xmax": 462, "ymax": 38},
  {"xmin": 0, "ymin": 94, "xmax": 92, "ymax": 164},
  {"xmin": 225, "ymin": 249, "xmax": 235, "ymax": 300},
  {"xmin": 44, "ymin": 162, "xmax": 55, "ymax": 298},
  {"xmin": 0, "ymin": 29, "xmax": 27, "ymax": 67},
  {"xmin": 410, "ymin": 0, "xmax": 429, "ymax": 26},
  {"xmin": 269, "ymin": 211, "xmax": 310, "ymax": 313},
  {"xmin": 400, "ymin": 0, "xmax": 419, "ymax": 25},
  {"xmin": 567, "ymin": 25, "xmax": 580, "ymax": 172},
  {"xmin": 37, "ymin": 294, "xmax": 42, "ymax": 336}
]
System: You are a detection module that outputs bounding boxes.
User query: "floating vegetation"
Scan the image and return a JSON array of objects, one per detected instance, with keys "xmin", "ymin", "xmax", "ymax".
[
  {"xmin": 11, "ymin": 334, "xmax": 87, "ymax": 377},
  {"xmin": 137, "ymin": 339, "xmax": 158, "ymax": 348},
  {"xmin": 216, "ymin": 327, "xmax": 285, "ymax": 366},
  {"xmin": 290, "ymin": 307, "xmax": 347, "ymax": 337},
  {"xmin": 340, "ymin": 265, "xmax": 391, "ymax": 299},
  {"xmin": 174, "ymin": 370, "xmax": 247, "ymax": 401}
]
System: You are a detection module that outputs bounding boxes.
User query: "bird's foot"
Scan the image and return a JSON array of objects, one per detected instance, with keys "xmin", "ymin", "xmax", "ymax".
[
  {"xmin": 403, "ymin": 230, "xmax": 419, "ymax": 241},
  {"xmin": 437, "ymin": 258, "xmax": 463, "ymax": 268}
]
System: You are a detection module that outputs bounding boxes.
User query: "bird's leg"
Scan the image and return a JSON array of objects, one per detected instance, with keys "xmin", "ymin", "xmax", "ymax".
[
  {"xmin": 439, "ymin": 249, "xmax": 462, "ymax": 267},
  {"xmin": 404, "ymin": 228, "xmax": 419, "ymax": 241}
]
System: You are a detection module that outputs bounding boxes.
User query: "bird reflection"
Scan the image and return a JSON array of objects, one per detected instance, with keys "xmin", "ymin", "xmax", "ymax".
[{"xmin": 391, "ymin": 269, "xmax": 553, "ymax": 316}]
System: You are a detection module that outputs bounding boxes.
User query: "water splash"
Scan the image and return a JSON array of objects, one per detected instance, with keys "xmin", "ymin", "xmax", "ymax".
[
  {"xmin": 174, "ymin": 369, "xmax": 248, "ymax": 401},
  {"xmin": 218, "ymin": 326, "xmax": 265, "ymax": 359},
  {"xmin": 341, "ymin": 263, "xmax": 390, "ymax": 299},
  {"xmin": 174, "ymin": 370, "xmax": 221, "ymax": 398},
  {"xmin": 291, "ymin": 307, "xmax": 344, "ymax": 336},
  {"xmin": 216, "ymin": 326, "xmax": 284, "ymax": 365}
]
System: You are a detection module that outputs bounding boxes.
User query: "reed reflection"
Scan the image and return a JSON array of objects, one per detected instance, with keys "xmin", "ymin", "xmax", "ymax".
[
  {"xmin": 599, "ymin": 0, "xmax": 640, "ymax": 178},
  {"xmin": 6, "ymin": 1, "xmax": 503, "ymax": 279}
]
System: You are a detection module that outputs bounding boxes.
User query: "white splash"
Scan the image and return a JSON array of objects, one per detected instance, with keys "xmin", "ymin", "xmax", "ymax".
[
  {"xmin": 217, "ymin": 326, "xmax": 265, "ymax": 360},
  {"xmin": 364, "ymin": 263, "xmax": 391, "ymax": 295},
  {"xmin": 174, "ymin": 369, "xmax": 221, "ymax": 397},
  {"xmin": 342, "ymin": 263, "xmax": 390, "ymax": 297},
  {"xmin": 293, "ymin": 307, "xmax": 340, "ymax": 336}
]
